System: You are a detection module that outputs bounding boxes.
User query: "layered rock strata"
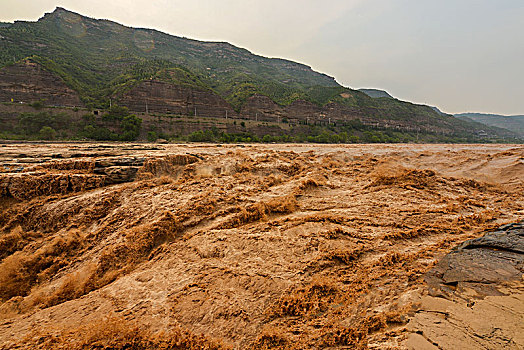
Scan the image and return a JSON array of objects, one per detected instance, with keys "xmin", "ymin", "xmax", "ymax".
[
  {"xmin": 0, "ymin": 154, "xmax": 199, "ymax": 200},
  {"xmin": 0, "ymin": 60, "xmax": 82, "ymax": 107},
  {"xmin": 404, "ymin": 223, "xmax": 524, "ymax": 350},
  {"xmin": 117, "ymin": 80, "xmax": 236, "ymax": 118},
  {"xmin": 425, "ymin": 222, "xmax": 523, "ymax": 296}
]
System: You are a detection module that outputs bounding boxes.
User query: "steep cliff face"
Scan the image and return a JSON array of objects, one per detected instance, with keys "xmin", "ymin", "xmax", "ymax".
[
  {"xmin": 117, "ymin": 80, "xmax": 237, "ymax": 118},
  {"xmin": 0, "ymin": 57, "xmax": 511, "ymax": 140},
  {"xmin": 0, "ymin": 60, "xmax": 82, "ymax": 107},
  {"xmin": 139, "ymin": 114, "xmax": 289, "ymax": 137},
  {"xmin": 284, "ymin": 100, "xmax": 321, "ymax": 123},
  {"xmin": 320, "ymin": 103, "xmax": 356, "ymax": 121},
  {"xmin": 117, "ymin": 83, "xmax": 429, "ymax": 131},
  {"xmin": 240, "ymin": 94, "xmax": 284, "ymax": 122},
  {"xmin": 240, "ymin": 96, "xmax": 366, "ymax": 125}
]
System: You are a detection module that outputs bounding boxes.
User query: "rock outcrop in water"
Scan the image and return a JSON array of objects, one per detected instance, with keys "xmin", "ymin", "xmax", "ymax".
[
  {"xmin": 0, "ymin": 153, "xmax": 200, "ymax": 200},
  {"xmin": 405, "ymin": 223, "xmax": 524, "ymax": 350},
  {"xmin": 426, "ymin": 222, "xmax": 523, "ymax": 297}
]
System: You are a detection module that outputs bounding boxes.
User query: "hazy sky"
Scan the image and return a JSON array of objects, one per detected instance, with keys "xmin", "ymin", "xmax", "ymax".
[{"xmin": 1, "ymin": 0, "xmax": 523, "ymax": 115}]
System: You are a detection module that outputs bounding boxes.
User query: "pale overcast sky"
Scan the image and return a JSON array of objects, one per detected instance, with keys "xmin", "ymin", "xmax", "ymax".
[{"xmin": 1, "ymin": 0, "xmax": 523, "ymax": 115}]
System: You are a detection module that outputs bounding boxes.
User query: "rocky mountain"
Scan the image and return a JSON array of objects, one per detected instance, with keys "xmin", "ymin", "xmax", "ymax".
[
  {"xmin": 456, "ymin": 113, "xmax": 524, "ymax": 137},
  {"xmin": 0, "ymin": 8, "xmax": 521, "ymax": 142},
  {"xmin": 0, "ymin": 7, "xmax": 337, "ymax": 108}
]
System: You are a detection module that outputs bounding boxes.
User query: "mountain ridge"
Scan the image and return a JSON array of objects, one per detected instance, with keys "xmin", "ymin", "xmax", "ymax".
[
  {"xmin": 455, "ymin": 113, "xmax": 524, "ymax": 137},
  {"xmin": 1, "ymin": 7, "xmax": 340, "ymax": 107},
  {"xmin": 0, "ymin": 7, "xmax": 521, "ymax": 142}
]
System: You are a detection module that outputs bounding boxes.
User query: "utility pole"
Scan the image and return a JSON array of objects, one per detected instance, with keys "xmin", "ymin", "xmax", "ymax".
[
  {"xmin": 225, "ymin": 109, "xmax": 228, "ymax": 120},
  {"xmin": 194, "ymin": 107, "xmax": 197, "ymax": 117},
  {"xmin": 145, "ymin": 101, "xmax": 148, "ymax": 114},
  {"xmin": 109, "ymin": 98, "xmax": 112, "ymax": 108},
  {"xmin": 255, "ymin": 112, "xmax": 258, "ymax": 122}
]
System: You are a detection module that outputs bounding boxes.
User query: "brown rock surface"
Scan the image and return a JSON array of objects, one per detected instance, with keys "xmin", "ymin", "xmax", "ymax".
[
  {"xmin": 284, "ymin": 99, "xmax": 322, "ymax": 124},
  {"xmin": 426, "ymin": 223, "xmax": 523, "ymax": 297},
  {"xmin": 118, "ymin": 80, "xmax": 236, "ymax": 118},
  {"xmin": 240, "ymin": 94, "xmax": 284, "ymax": 122},
  {"xmin": 0, "ymin": 60, "xmax": 82, "ymax": 107},
  {"xmin": 0, "ymin": 153, "xmax": 199, "ymax": 200},
  {"xmin": 403, "ymin": 224, "xmax": 524, "ymax": 350}
]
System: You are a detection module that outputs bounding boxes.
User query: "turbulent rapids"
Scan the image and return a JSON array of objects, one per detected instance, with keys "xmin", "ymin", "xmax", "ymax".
[{"xmin": 0, "ymin": 143, "xmax": 522, "ymax": 349}]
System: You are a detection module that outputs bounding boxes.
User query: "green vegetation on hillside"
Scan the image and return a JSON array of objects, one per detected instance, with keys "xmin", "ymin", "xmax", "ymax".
[
  {"xmin": 83, "ymin": 105, "xmax": 142, "ymax": 141},
  {"xmin": 0, "ymin": 8, "xmax": 521, "ymax": 143},
  {"xmin": 1, "ymin": 104, "xmax": 511, "ymax": 144},
  {"xmin": 0, "ymin": 106, "xmax": 142, "ymax": 141},
  {"xmin": 0, "ymin": 8, "xmax": 337, "ymax": 109}
]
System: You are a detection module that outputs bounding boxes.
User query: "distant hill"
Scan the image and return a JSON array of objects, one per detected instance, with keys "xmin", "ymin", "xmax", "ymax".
[
  {"xmin": 0, "ymin": 8, "xmax": 521, "ymax": 143},
  {"xmin": 455, "ymin": 113, "xmax": 524, "ymax": 137},
  {"xmin": 358, "ymin": 89, "xmax": 393, "ymax": 99}
]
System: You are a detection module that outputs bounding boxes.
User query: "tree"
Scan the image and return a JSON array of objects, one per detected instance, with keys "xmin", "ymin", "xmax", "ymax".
[
  {"xmin": 104, "ymin": 105, "xmax": 130, "ymax": 121},
  {"xmin": 120, "ymin": 114, "xmax": 142, "ymax": 141},
  {"xmin": 39, "ymin": 126, "xmax": 57, "ymax": 140},
  {"xmin": 147, "ymin": 131, "xmax": 158, "ymax": 142},
  {"xmin": 262, "ymin": 134, "xmax": 273, "ymax": 143}
]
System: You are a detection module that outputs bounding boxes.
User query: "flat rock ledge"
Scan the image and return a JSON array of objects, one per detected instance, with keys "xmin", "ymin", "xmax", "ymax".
[
  {"xmin": 0, "ymin": 154, "xmax": 200, "ymax": 200},
  {"xmin": 404, "ymin": 223, "xmax": 524, "ymax": 350}
]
